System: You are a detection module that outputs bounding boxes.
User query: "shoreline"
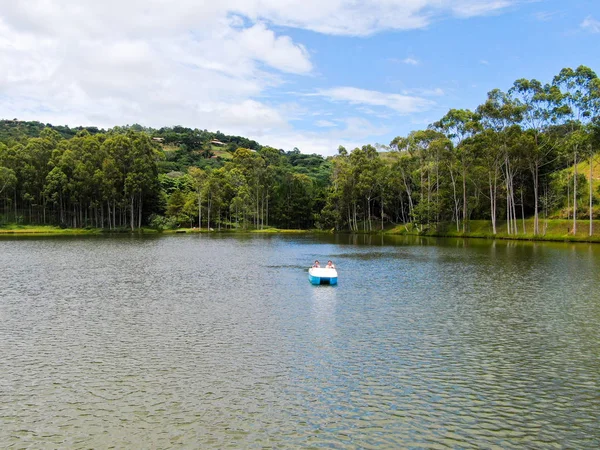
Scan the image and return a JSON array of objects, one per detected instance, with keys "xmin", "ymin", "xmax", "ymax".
[
  {"xmin": 2, "ymin": 220, "xmax": 600, "ymax": 244},
  {"xmin": 382, "ymin": 219, "xmax": 600, "ymax": 244}
]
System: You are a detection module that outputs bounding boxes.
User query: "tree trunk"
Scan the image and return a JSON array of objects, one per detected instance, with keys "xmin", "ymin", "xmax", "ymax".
[
  {"xmin": 489, "ymin": 171, "xmax": 497, "ymax": 235},
  {"xmin": 532, "ymin": 162, "xmax": 539, "ymax": 235},
  {"xmin": 198, "ymin": 191, "xmax": 202, "ymax": 229},
  {"xmin": 573, "ymin": 149, "xmax": 578, "ymax": 235},
  {"xmin": 138, "ymin": 192, "xmax": 143, "ymax": 229},
  {"xmin": 462, "ymin": 166, "xmax": 467, "ymax": 233},
  {"xmin": 590, "ymin": 150, "xmax": 594, "ymax": 237},
  {"xmin": 207, "ymin": 194, "xmax": 211, "ymax": 230},
  {"xmin": 505, "ymin": 159, "xmax": 511, "ymax": 235},
  {"xmin": 130, "ymin": 195, "xmax": 135, "ymax": 231},
  {"xmin": 450, "ymin": 168, "xmax": 460, "ymax": 232},
  {"xmin": 520, "ymin": 189, "xmax": 526, "ymax": 234},
  {"xmin": 381, "ymin": 189, "xmax": 384, "ymax": 231},
  {"xmin": 400, "ymin": 169, "xmax": 413, "ymax": 221},
  {"xmin": 567, "ymin": 177, "xmax": 570, "ymax": 221}
]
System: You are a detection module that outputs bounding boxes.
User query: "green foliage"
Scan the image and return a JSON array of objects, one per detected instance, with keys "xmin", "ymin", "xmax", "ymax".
[{"xmin": 2, "ymin": 65, "xmax": 599, "ymax": 234}]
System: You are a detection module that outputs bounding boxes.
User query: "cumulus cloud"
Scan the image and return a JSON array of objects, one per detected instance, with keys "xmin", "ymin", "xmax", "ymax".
[
  {"xmin": 314, "ymin": 87, "xmax": 434, "ymax": 114},
  {"xmin": 239, "ymin": 0, "xmax": 518, "ymax": 36},
  {"xmin": 0, "ymin": 0, "xmax": 519, "ymax": 153},
  {"xmin": 261, "ymin": 117, "xmax": 389, "ymax": 156}
]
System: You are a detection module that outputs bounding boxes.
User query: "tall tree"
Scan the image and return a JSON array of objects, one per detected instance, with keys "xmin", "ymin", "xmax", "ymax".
[
  {"xmin": 509, "ymin": 79, "xmax": 562, "ymax": 234},
  {"xmin": 433, "ymin": 109, "xmax": 480, "ymax": 231},
  {"xmin": 553, "ymin": 65, "xmax": 599, "ymax": 234}
]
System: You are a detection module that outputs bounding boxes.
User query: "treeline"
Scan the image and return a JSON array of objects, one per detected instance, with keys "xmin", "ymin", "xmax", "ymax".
[
  {"xmin": 0, "ymin": 126, "xmax": 331, "ymax": 229},
  {"xmin": 0, "ymin": 129, "xmax": 159, "ymax": 229},
  {"xmin": 0, "ymin": 120, "xmax": 260, "ymax": 171},
  {"xmin": 157, "ymin": 148, "xmax": 330, "ymax": 230},
  {"xmin": 322, "ymin": 66, "xmax": 600, "ymax": 236},
  {"xmin": 0, "ymin": 120, "xmax": 261, "ymax": 152},
  {"xmin": 1, "ymin": 65, "xmax": 599, "ymax": 234}
]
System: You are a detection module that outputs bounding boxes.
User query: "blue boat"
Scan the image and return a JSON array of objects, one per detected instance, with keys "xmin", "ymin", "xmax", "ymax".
[{"xmin": 308, "ymin": 267, "xmax": 338, "ymax": 285}]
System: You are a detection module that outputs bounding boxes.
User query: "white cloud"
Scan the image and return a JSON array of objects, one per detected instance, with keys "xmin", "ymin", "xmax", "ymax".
[
  {"xmin": 533, "ymin": 11, "xmax": 561, "ymax": 22},
  {"xmin": 239, "ymin": 0, "xmax": 518, "ymax": 36},
  {"xmin": 316, "ymin": 120, "xmax": 337, "ymax": 127},
  {"xmin": 260, "ymin": 117, "xmax": 389, "ymax": 156},
  {"xmin": 402, "ymin": 57, "xmax": 420, "ymax": 66},
  {"xmin": 314, "ymin": 87, "xmax": 434, "ymax": 114},
  {"xmin": 402, "ymin": 87, "xmax": 445, "ymax": 97},
  {"xmin": 0, "ymin": 0, "xmax": 520, "ymax": 153},
  {"xmin": 581, "ymin": 16, "xmax": 600, "ymax": 34},
  {"xmin": 237, "ymin": 23, "xmax": 312, "ymax": 73},
  {"xmin": 0, "ymin": 4, "xmax": 309, "ymax": 136},
  {"xmin": 451, "ymin": 1, "xmax": 514, "ymax": 18},
  {"xmin": 480, "ymin": 59, "xmax": 490, "ymax": 65}
]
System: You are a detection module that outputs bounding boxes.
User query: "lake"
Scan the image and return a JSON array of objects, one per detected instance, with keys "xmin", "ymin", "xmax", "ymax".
[{"xmin": 1, "ymin": 234, "xmax": 599, "ymax": 448}]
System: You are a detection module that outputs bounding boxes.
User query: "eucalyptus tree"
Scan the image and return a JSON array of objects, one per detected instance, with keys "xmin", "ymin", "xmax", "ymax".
[
  {"xmin": 477, "ymin": 89, "xmax": 524, "ymax": 235},
  {"xmin": 22, "ymin": 129, "xmax": 60, "ymax": 223},
  {"xmin": 433, "ymin": 109, "xmax": 480, "ymax": 231},
  {"xmin": 587, "ymin": 78, "xmax": 600, "ymax": 235},
  {"xmin": 0, "ymin": 144, "xmax": 17, "ymax": 206},
  {"xmin": 389, "ymin": 136, "xmax": 416, "ymax": 222},
  {"xmin": 352, "ymin": 145, "xmax": 381, "ymax": 231},
  {"xmin": 226, "ymin": 167, "xmax": 250, "ymax": 228},
  {"xmin": 258, "ymin": 147, "xmax": 284, "ymax": 228},
  {"xmin": 231, "ymin": 148, "xmax": 265, "ymax": 228},
  {"xmin": 376, "ymin": 162, "xmax": 392, "ymax": 230},
  {"xmin": 328, "ymin": 147, "xmax": 354, "ymax": 230},
  {"xmin": 0, "ymin": 166, "xmax": 16, "ymax": 198},
  {"xmin": 509, "ymin": 79, "xmax": 562, "ymax": 234},
  {"xmin": 188, "ymin": 166, "xmax": 207, "ymax": 228},
  {"xmin": 553, "ymin": 65, "xmax": 598, "ymax": 234}
]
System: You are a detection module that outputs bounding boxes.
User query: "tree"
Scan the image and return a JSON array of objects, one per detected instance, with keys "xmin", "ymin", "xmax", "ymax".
[
  {"xmin": 509, "ymin": 79, "xmax": 562, "ymax": 234},
  {"xmin": 433, "ymin": 109, "xmax": 480, "ymax": 231},
  {"xmin": 553, "ymin": 65, "xmax": 598, "ymax": 234},
  {"xmin": 188, "ymin": 167, "xmax": 207, "ymax": 228},
  {"xmin": 478, "ymin": 89, "xmax": 524, "ymax": 235}
]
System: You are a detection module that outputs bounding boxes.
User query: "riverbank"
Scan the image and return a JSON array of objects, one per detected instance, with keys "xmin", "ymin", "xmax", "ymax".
[
  {"xmin": 0, "ymin": 225, "xmax": 314, "ymax": 236},
  {"xmin": 3, "ymin": 220, "xmax": 600, "ymax": 243},
  {"xmin": 385, "ymin": 219, "xmax": 600, "ymax": 243}
]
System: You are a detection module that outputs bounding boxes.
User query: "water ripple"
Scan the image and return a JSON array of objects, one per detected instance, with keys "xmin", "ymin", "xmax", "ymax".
[{"xmin": 0, "ymin": 235, "xmax": 599, "ymax": 448}]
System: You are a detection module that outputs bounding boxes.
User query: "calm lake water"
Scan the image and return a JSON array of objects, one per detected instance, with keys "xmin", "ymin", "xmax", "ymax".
[{"xmin": 1, "ymin": 234, "xmax": 599, "ymax": 448}]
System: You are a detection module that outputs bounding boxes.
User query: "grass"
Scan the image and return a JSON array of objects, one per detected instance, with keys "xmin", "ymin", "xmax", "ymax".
[
  {"xmin": 161, "ymin": 227, "xmax": 315, "ymax": 234},
  {"xmin": 250, "ymin": 228, "xmax": 311, "ymax": 234},
  {"xmin": 385, "ymin": 219, "xmax": 600, "ymax": 243},
  {"xmin": 0, "ymin": 224, "xmax": 99, "ymax": 235},
  {"xmin": 0, "ymin": 224, "xmax": 159, "ymax": 235},
  {"xmin": 4, "ymin": 220, "xmax": 600, "ymax": 243}
]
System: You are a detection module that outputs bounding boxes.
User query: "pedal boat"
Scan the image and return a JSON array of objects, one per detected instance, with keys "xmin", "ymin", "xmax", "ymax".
[{"xmin": 308, "ymin": 267, "xmax": 338, "ymax": 285}]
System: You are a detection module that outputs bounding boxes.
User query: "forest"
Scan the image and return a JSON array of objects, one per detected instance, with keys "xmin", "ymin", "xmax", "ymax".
[{"xmin": 0, "ymin": 65, "xmax": 599, "ymax": 235}]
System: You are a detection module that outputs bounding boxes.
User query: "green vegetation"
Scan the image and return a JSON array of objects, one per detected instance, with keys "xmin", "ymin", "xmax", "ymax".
[
  {"xmin": 323, "ymin": 66, "xmax": 600, "ymax": 239},
  {"xmin": 1, "ymin": 65, "xmax": 599, "ymax": 241},
  {"xmin": 386, "ymin": 219, "xmax": 600, "ymax": 243},
  {"xmin": 0, "ymin": 224, "xmax": 102, "ymax": 235},
  {"xmin": 0, "ymin": 123, "xmax": 331, "ymax": 231}
]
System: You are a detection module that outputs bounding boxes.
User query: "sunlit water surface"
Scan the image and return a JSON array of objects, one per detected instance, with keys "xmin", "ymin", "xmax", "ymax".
[{"xmin": 1, "ymin": 234, "xmax": 599, "ymax": 448}]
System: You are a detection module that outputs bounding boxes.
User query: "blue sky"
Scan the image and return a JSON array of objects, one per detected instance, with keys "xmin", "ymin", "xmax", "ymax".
[{"xmin": 0, "ymin": 0, "xmax": 599, "ymax": 154}]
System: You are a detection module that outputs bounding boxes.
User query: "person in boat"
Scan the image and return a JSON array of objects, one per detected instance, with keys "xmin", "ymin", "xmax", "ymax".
[
  {"xmin": 313, "ymin": 260, "xmax": 320, "ymax": 268},
  {"xmin": 326, "ymin": 260, "xmax": 335, "ymax": 269}
]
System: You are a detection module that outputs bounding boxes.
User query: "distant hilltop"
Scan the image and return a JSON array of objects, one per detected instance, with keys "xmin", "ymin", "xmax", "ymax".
[{"xmin": 0, "ymin": 119, "xmax": 263, "ymax": 152}]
